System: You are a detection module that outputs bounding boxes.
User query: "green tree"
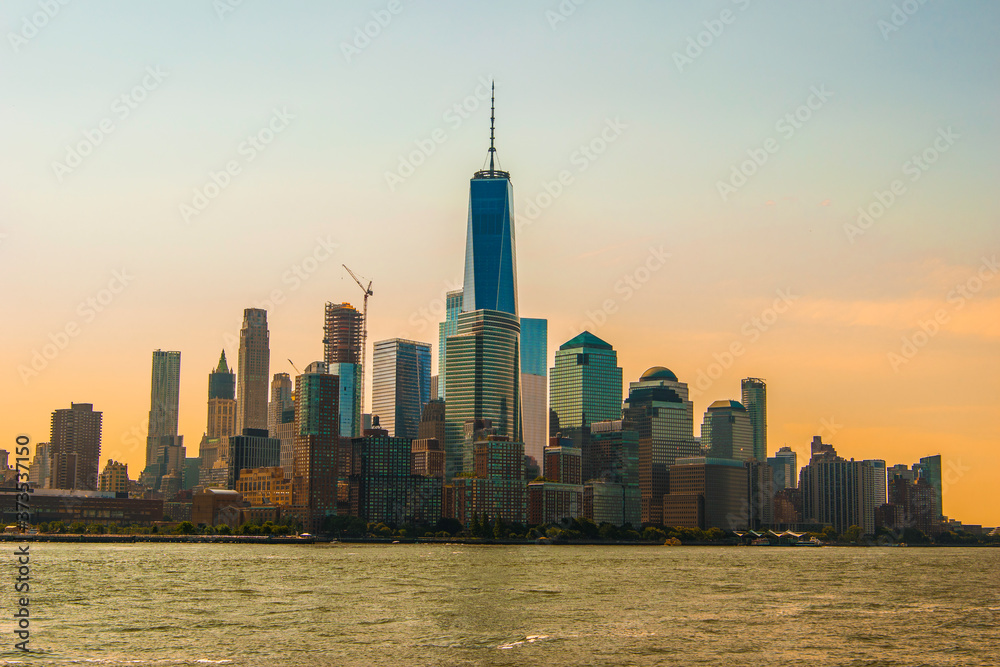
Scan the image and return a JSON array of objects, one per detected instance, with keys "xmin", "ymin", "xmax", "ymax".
[
  {"xmin": 642, "ymin": 526, "xmax": 667, "ymax": 542},
  {"xmin": 174, "ymin": 521, "xmax": 196, "ymax": 535},
  {"xmin": 216, "ymin": 524, "xmax": 231, "ymax": 535},
  {"xmin": 86, "ymin": 523, "xmax": 105, "ymax": 534},
  {"xmin": 842, "ymin": 525, "xmax": 863, "ymax": 543},
  {"xmin": 68, "ymin": 522, "xmax": 86, "ymax": 533}
]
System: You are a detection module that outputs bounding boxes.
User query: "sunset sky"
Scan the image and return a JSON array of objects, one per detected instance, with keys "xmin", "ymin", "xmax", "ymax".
[{"xmin": 2, "ymin": 2, "xmax": 998, "ymax": 525}]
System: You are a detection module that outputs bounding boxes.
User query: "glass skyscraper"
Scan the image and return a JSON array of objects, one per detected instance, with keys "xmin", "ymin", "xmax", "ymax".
[
  {"xmin": 622, "ymin": 367, "xmax": 698, "ymax": 525},
  {"xmin": 520, "ymin": 317, "xmax": 548, "ymax": 466},
  {"xmin": 462, "ymin": 177, "xmax": 518, "ymax": 316},
  {"xmin": 701, "ymin": 400, "xmax": 754, "ymax": 462},
  {"xmin": 330, "ymin": 362, "xmax": 362, "ymax": 438},
  {"xmin": 371, "ymin": 339, "xmax": 432, "ymax": 440},
  {"xmin": 443, "ymin": 310, "xmax": 521, "ymax": 478},
  {"xmin": 436, "ymin": 289, "xmax": 463, "ymax": 399},
  {"xmin": 549, "ymin": 331, "xmax": 623, "ymax": 450},
  {"xmin": 741, "ymin": 377, "xmax": 767, "ymax": 462}
]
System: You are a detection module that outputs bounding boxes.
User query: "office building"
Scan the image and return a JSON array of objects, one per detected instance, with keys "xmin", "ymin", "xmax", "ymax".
[
  {"xmin": 444, "ymin": 310, "xmax": 521, "ymax": 478},
  {"xmin": 235, "ymin": 467, "xmax": 291, "ymax": 506},
  {"xmin": 622, "ymin": 367, "xmax": 698, "ymax": 525},
  {"xmin": 701, "ymin": 400, "xmax": 754, "ymax": 462},
  {"xmin": 741, "ymin": 378, "xmax": 767, "ymax": 462},
  {"xmin": 528, "ymin": 482, "xmax": 583, "ymax": 526},
  {"xmin": 1, "ymin": 489, "xmax": 162, "ymax": 526},
  {"xmin": 520, "ymin": 317, "xmax": 548, "ymax": 467},
  {"xmin": 549, "ymin": 332, "xmax": 623, "ymax": 457},
  {"xmin": 226, "ymin": 429, "xmax": 281, "ymax": 490},
  {"xmin": 207, "ymin": 351, "xmax": 237, "ymax": 440},
  {"xmin": 267, "ymin": 373, "xmax": 293, "ymax": 435},
  {"xmin": 461, "ymin": 85, "xmax": 518, "ymax": 317},
  {"xmin": 292, "ymin": 372, "xmax": 339, "ymax": 531},
  {"xmin": 543, "ymin": 437, "xmax": 582, "ymax": 485},
  {"xmin": 769, "ymin": 446, "xmax": 797, "ymax": 489},
  {"xmin": 664, "ymin": 457, "xmax": 748, "ymax": 531},
  {"xmin": 437, "ymin": 290, "xmax": 463, "ymax": 400},
  {"xmin": 418, "ymin": 399, "xmax": 446, "ymax": 444},
  {"xmin": 411, "ymin": 438, "xmax": 445, "ymax": 478},
  {"xmin": 371, "ymin": 338, "xmax": 432, "ymax": 439},
  {"xmin": 49, "ymin": 403, "xmax": 102, "ymax": 491},
  {"xmin": 236, "ymin": 308, "xmax": 270, "ymax": 433}
]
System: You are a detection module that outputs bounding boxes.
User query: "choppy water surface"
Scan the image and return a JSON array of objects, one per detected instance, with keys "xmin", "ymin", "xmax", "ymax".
[{"xmin": 2, "ymin": 543, "xmax": 997, "ymax": 666}]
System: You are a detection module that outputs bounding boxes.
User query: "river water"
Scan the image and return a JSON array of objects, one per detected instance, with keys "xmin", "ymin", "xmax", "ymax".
[{"xmin": 2, "ymin": 543, "xmax": 997, "ymax": 666}]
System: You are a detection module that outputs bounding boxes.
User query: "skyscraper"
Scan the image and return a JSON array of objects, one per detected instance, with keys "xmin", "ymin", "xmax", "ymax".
[
  {"xmin": 520, "ymin": 317, "xmax": 548, "ymax": 467},
  {"xmin": 622, "ymin": 367, "xmax": 698, "ymax": 525},
  {"xmin": 371, "ymin": 338, "xmax": 432, "ymax": 439},
  {"xmin": 236, "ymin": 308, "xmax": 270, "ymax": 433},
  {"xmin": 741, "ymin": 378, "xmax": 767, "ymax": 462},
  {"xmin": 206, "ymin": 350, "xmax": 236, "ymax": 440},
  {"xmin": 292, "ymin": 372, "xmax": 339, "ymax": 531},
  {"xmin": 324, "ymin": 302, "xmax": 364, "ymax": 439},
  {"xmin": 914, "ymin": 454, "xmax": 943, "ymax": 522},
  {"xmin": 49, "ymin": 403, "xmax": 102, "ymax": 490},
  {"xmin": 771, "ymin": 445, "xmax": 797, "ymax": 489},
  {"xmin": 549, "ymin": 331, "xmax": 623, "ymax": 444},
  {"xmin": 145, "ymin": 350, "xmax": 181, "ymax": 474},
  {"xmin": 701, "ymin": 400, "xmax": 754, "ymax": 462},
  {"xmin": 444, "ymin": 310, "xmax": 521, "ymax": 478},
  {"xmin": 437, "ymin": 290, "xmax": 463, "ymax": 400},
  {"xmin": 461, "ymin": 84, "xmax": 517, "ymax": 317},
  {"xmin": 267, "ymin": 372, "xmax": 293, "ymax": 435},
  {"xmin": 226, "ymin": 429, "xmax": 281, "ymax": 490},
  {"xmin": 323, "ymin": 302, "xmax": 363, "ymax": 364}
]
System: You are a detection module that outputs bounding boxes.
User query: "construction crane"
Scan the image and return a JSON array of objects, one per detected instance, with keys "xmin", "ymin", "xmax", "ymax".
[
  {"xmin": 342, "ymin": 264, "xmax": 373, "ymax": 417},
  {"xmin": 287, "ymin": 359, "xmax": 301, "ymax": 375}
]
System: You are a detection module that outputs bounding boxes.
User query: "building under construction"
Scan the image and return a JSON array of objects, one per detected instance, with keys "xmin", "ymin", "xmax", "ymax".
[{"xmin": 323, "ymin": 302, "xmax": 363, "ymax": 364}]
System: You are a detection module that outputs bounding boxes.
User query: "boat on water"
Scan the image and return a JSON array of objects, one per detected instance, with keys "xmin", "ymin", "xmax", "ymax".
[{"xmin": 793, "ymin": 537, "xmax": 823, "ymax": 546}]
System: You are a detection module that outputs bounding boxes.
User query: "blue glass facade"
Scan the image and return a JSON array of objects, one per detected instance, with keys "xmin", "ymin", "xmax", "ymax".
[
  {"xmin": 463, "ymin": 176, "xmax": 518, "ymax": 316},
  {"xmin": 372, "ymin": 339, "xmax": 432, "ymax": 440},
  {"xmin": 436, "ymin": 290, "xmax": 464, "ymax": 400},
  {"xmin": 330, "ymin": 362, "xmax": 362, "ymax": 438}
]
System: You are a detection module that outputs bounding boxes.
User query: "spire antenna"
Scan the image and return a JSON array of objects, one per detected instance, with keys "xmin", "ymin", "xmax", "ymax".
[{"xmin": 488, "ymin": 80, "xmax": 496, "ymax": 174}]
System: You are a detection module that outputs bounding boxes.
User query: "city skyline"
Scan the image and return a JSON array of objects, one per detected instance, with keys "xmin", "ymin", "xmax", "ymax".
[{"xmin": 3, "ymin": 3, "xmax": 998, "ymax": 525}]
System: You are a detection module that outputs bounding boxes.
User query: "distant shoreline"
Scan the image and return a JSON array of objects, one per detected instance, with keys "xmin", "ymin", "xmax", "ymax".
[{"xmin": 1, "ymin": 534, "xmax": 995, "ymax": 547}]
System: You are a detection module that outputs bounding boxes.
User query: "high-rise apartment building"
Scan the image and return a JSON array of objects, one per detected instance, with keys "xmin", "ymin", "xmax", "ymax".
[
  {"xmin": 914, "ymin": 455, "xmax": 943, "ymax": 521},
  {"xmin": 582, "ymin": 420, "xmax": 641, "ymax": 527},
  {"xmin": 349, "ymin": 426, "xmax": 443, "ymax": 526},
  {"xmin": 799, "ymin": 437, "xmax": 882, "ymax": 535},
  {"xmin": 740, "ymin": 378, "xmax": 767, "ymax": 462},
  {"xmin": 371, "ymin": 338, "xmax": 432, "ymax": 439},
  {"xmin": 292, "ymin": 372, "xmax": 339, "ymax": 531},
  {"xmin": 144, "ymin": 350, "xmax": 182, "ymax": 487},
  {"xmin": 98, "ymin": 459, "xmax": 129, "ymax": 495},
  {"xmin": 701, "ymin": 400, "xmax": 754, "ymax": 462},
  {"xmin": 437, "ymin": 290, "xmax": 463, "ymax": 400},
  {"xmin": 323, "ymin": 302, "xmax": 363, "ymax": 364},
  {"xmin": 520, "ymin": 317, "xmax": 548, "ymax": 467},
  {"xmin": 549, "ymin": 332, "xmax": 623, "ymax": 466},
  {"xmin": 444, "ymin": 310, "xmax": 521, "ymax": 478},
  {"xmin": 623, "ymin": 367, "xmax": 698, "ymax": 525},
  {"xmin": 236, "ymin": 308, "xmax": 270, "ymax": 433},
  {"xmin": 411, "ymin": 438, "xmax": 445, "ymax": 478},
  {"xmin": 49, "ymin": 403, "xmax": 102, "ymax": 490}
]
